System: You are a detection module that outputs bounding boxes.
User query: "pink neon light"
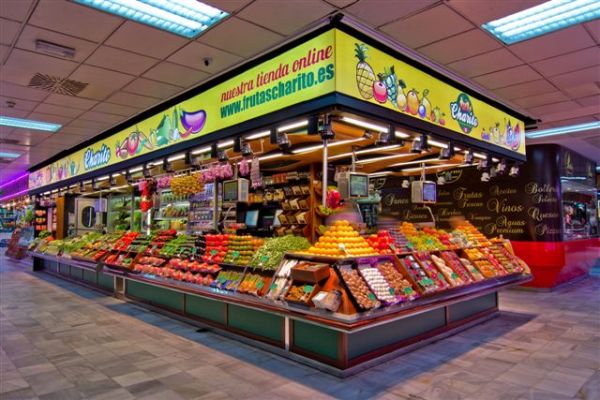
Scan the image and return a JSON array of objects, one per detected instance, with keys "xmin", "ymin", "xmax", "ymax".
[
  {"xmin": 0, "ymin": 188, "xmax": 29, "ymax": 202},
  {"xmin": 0, "ymin": 173, "xmax": 29, "ymax": 189}
]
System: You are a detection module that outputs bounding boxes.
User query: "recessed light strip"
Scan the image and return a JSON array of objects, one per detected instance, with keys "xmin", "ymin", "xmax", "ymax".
[
  {"xmin": 526, "ymin": 121, "xmax": 600, "ymax": 139},
  {"xmin": 0, "ymin": 116, "xmax": 61, "ymax": 132}
]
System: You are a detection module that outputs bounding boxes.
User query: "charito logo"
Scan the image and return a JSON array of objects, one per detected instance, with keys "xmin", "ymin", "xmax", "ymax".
[
  {"xmin": 84, "ymin": 144, "xmax": 110, "ymax": 170},
  {"xmin": 450, "ymin": 93, "xmax": 478, "ymax": 134}
]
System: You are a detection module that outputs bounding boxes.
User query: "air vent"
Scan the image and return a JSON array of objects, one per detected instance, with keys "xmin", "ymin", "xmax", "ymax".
[{"xmin": 28, "ymin": 73, "xmax": 88, "ymax": 96}]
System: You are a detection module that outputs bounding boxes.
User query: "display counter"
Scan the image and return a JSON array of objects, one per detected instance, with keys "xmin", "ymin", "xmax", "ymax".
[{"xmin": 30, "ymin": 231, "xmax": 530, "ymax": 375}]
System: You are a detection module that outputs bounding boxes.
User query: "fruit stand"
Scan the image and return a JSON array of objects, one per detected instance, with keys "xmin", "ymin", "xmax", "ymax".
[{"xmin": 26, "ymin": 17, "xmax": 535, "ymax": 375}]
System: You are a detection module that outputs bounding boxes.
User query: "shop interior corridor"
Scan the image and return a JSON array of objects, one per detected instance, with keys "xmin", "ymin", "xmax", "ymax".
[{"xmin": 1, "ymin": 255, "xmax": 598, "ymax": 400}]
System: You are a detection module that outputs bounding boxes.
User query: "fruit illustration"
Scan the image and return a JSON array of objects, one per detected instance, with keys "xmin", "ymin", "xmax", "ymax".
[
  {"xmin": 379, "ymin": 66, "xmax": 398, "ymax": 107},
  {"xmin": 430, "ymin": 106, "xmax": 441, "ymax": 122},
  {"xmin": 490, "ymin": 122, "xmax": 501, "ymax": 144},
  {"xmin": 180, "ymin": 108, "xmax": 206, "ymax": 134},
  {"xmin": 481, "ymin": 129, "xmax": 491, "ymax": 141},
  {"xmin": 354, "ymin": 43, "xmax": 376, "ymax": 100},
  {"xmin": 373, "ymin": 79, "xmax": 388, "ymax": 103},
  {"xmin": 127, "ymin": 131, "xmax": 140, "ymax": 156},
  {"xmin": 459, "ymin": 95, "xmax": 471, "ymax": 112},
  {"xmin": 406, "ymin": 89, "xmax": 420, "ymax": 115},
  {"xmin": 511, "ymin": 123, "xmax": 521, "ymax": 150},
  {"xmin": 397, "ymin": 79, "xmax": 407, "ymax": 111},
  {"xmin": 418, "ymin": 104, "xmax": 426, "ymax": 118},
  {"xmin": 439, "ymin": 114, "xmax": 446, "ymax": 125},
  {"xmin": 420, "ymin": 89, "xmax": 431, "ymax": 118}
]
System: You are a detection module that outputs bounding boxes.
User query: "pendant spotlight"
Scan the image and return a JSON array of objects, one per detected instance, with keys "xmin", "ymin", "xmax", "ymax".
[{"xmin": 464, "ymin": 148, "xmax": 475, "ymax": 164}]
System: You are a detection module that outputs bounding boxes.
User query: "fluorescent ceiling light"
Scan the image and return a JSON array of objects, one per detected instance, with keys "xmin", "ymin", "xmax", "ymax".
[
  {"xmin": 401, "ymin": 163, "xmax": 462, "ymax": 173},
  {"xmin": 291, "ymin": 139, "xmax": 363, "ymax": 154},
  {"xmin": 0, "ymin": 116, "xmax": 61, "ymax": 132},
  {"xmin": 390, "ymin": 159, "xmax": 447, "ymax": 168},
  {"xmin": 129, "ymin": 166, "xmax": 143, "ymax": 173},
  {"xmin": 428, "ymin": 139, "xmax": 461, "ymax": 151},
  {"xmin": 356, "ymin": 153, "xmax": 415, "ymax": 164},
  {"xmin": 482, "ymin": 0, "xmax": 600, "ymax": 45},
  {"xmin": 526, "ymin": 121, "xmax": 600, "ymax": 139},
  {"xmin": 340, "ymin": 117, "xmax": 411, "ymax": 138},
  {"xmin": 278, "ymin": 120, "xmax": 308, "ymax": 132},
  {"xmin": 245, "ymin": 130, "xmax": 270, "ymax": 140},
  {"xmin": 329, "ymin": 144, "xmax": 402, "ymax": 160},
  {"xmin": 96, "ymin": 175, "xmax": 109, "ymax": 182},
  {"xmin": 191, "ymin": 146, "xmax": 211, "ymax": 155},
  {"xmin": 258, "ymin": 152, "xmax": 283, "ymax": 161},
  {"xmin": 74, "ymin": 0, "xmax": 228, "ymax": 39},
  {"xmin": 151, "ymin": 159, "xmax": 164, "ymax": 166},
  {"xmin": 217, "ymin": 140, "xmax": 234, "ymax": 148},
  {"xmin": 167, "ymin": 153, "xmax": 185, "ymax": 162},
  {"xmin": 0, "ymin": 152, "xmax": 20, "ymax": 158},
  {"xmin": 369, "ymin": 171, "xmax": 393, "ymax": 177}
]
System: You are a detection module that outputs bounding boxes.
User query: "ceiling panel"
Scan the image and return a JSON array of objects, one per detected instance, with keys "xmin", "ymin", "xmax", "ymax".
[
  {"xmin": 69, "ymin": 64, "xmax": 135, "ymax": 100},
  {"xmin": 549, "ymin": 66, "xmax": 600, "ymax": 91},
  {"xmin": 67, "ymin": 118, "xmax": 112, "ymax": 131},
  {"xmin": 0, "ymin": 44, "xmax": 9, "ymax": 61},
  {"xmin": 446, "ymin": 0, "xmax": 543, "ymax": 25},
  {"xmin": 537, "ymin": 104, "xmax": 600, "ymax": 124},
  {"xmin": 123, "ymin": 78, "xmax": 183, "ymax": 99},
  {"xmin": 493, "ymin": 79, "xmax": 558, "ymax": 101},
  {"xmin": 585, "ymin": 20, "xmax": 600, "ymax": 43},
  {"xmin": 6, "ymin": 129, "xmax": 52, "ymax": 146},
  {"xmin": 203, "ymin": 0, "xmax": 254, "ymax": 13},
  {"xmin": 105, "ymin": 92, "xmax": 160, "ymax": 109},
  {"xmin": 78, "ymin": 111, "xmax": 125, "ymax": 125},
  {"xmin": 380, "ymin": 4, "xmax": 473, "ymax": 48},
  {"xmin": 168, "ymin": 41, "xmax": 242, "ymax": 75},
  {"xmin": 324, "ymin": 0, "xmax": 357, "ymax": 7},
  {"xmin": 0, "ymin": 18, "xmax": 21, "ymax": 46},
  {"xmin": 44, "ymin": 93, "xmax": 98, "ymax": 111},
  {"xmin": 142, "ymin": 62, "xmax": 209, "ymax": 88},
  {"xmin": 90, "ymin": 102, "xmax": 141, "ymax": 118},
  {"xmin": 237, "ymin": 0, "xmax": 334, "ymax": 35},
  {"xmin": 447, "ymin": 48, "xmax": 523, "ymax": 78},
  {"xmin": 527, "ymin": 101, "xmax": 581, "ymax": 118},
  {"xmin": 105, "ymin": 21, "xmax": 188, "ymax": 59},
  {"xmin": 57, "ymin": 126, "xmax": 94, "ymax": 137},
  {"xmin": 513, "ymin": 91, "xmax": 570, "ymax": 109},
  {"xmin": 85, "ymin": 46, "xmax": 159, "ymax": 76},
  {"xmin": 0, "ymin": 96, "xmax": 38, "ymax": 111},
  {"xmin": 0, "ymin": 0, "xmax": 34, "ymax": 22},
  {"xmin": 0, "ymin": 81, "xmax": 48, "ymax": 102},
  {"xmin": 26, "ymin": 112, "xmax": 72, "ymax": 126},
  {"xmin": 346, "ymin": 0, "xmax": 437, "ymax": 28},
  {"xmin": 576, "ymin": 95, "xmax": 600, "ymax": 108},
  {"xmin": 15, "ymin": 25, "xmax": 98, "ymax": 63},
  {"xmin": 33, "ymin": 103, "xmax": 84, "ymax": 118},
  {"xmin": 0, "ymin": 108, "xmax": 30, "ymax": 118},
  {"xmin": 508, "ymin": 25, "xmax": 596, "ymax": 63},
  {"xmin": 531, "ymin": 47, "xmax": 600, "ymax": 78},
  {"xmin": 198, "ymin": 17, "xmax": 284, "ymax": 57},
  {"xmin": 1, "ymin": 48, "xmax": 79, "ymax": 86},
  {"xmin": 417, "ymin": 29, "xmax": 501, "ymax": 65},
  {"xmin": 29, "ymin": 0, "xmax": 123, "ymax": 43},
  {"xmin": 473, "ymin": 65, "xmax": 542, "ymax": 90},
  {"xmin": 562, "ymin": 83, "xmax": 600, "ymax": 99}
]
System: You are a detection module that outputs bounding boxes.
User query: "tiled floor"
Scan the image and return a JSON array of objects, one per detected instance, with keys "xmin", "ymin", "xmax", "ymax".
[{"xmin": 1, "ymin": 255, "xmax": 598, "ymax": 400}]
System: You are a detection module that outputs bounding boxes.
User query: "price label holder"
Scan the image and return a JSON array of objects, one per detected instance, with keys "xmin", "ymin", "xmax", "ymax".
[{"xmin": 303, "ymin": 284, "xmax": 314, "ymax": 294}]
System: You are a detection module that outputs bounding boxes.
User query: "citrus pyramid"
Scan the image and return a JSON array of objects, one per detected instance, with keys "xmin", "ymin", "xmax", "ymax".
[{"xmin": 303, "ymin": 220, "xmax": 378, "ymax": 257}]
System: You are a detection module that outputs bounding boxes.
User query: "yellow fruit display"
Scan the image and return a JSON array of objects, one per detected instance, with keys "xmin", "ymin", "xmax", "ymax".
[{"xmin": 300, "ymin": 220, "xmax": 377, "ymax": 258}]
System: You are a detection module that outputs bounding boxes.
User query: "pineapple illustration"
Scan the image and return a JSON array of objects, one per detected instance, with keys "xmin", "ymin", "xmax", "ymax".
[
  {"xmin": 397, "ymin": 79, "xmax": 408, "ymax": 111},
  {"xmin": 354, "ymin": 43, "xmax": 375, "ymax": 100}
]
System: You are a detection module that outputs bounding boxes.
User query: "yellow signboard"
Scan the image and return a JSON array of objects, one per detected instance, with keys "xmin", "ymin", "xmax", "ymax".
[
  {"xmin": 29, "ymin": 31, "xmax": 336, "ymax": 189},
  {"xmin": 334, "ymin": 30, "xmax": 525, "ymax": 155},
  {"xmin": 30, "ymin": 28, "xmax": 525, "ymax": 190}
]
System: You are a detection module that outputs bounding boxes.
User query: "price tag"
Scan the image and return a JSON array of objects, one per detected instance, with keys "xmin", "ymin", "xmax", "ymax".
[
  {"xmin": 210, "ymin": 249, "xmax": 218, "ymax": 256},
  {"xmin": 232, "ymin": 251, "xmax": 240, "ymax": 258},
  {"xmin": 403, "ymin": 287, "xmax": 414, "ymax": 295},
  {"xmin": 269, "ymin": 283, "xmax": 278, "ymax": 291},
  {"xmin": 438, "ymin": 273, "xmax": 445, "ymax": 280},
  {"xmin": 256, "ymin": 280, "xmax": 265, "ymax": 290},
  {"xmin": 389, "ymin": 288, "xmax": 395, "ymax": 295},
  {"xmin": 261, "ymin": 255, "xmax": 269, "ymax": 263},
  {"xmin": 451, "ymin": 273, "xmax": 459, "ymax": 280},
  {"xmin": 389, "ymin": 244, "xmax": 396, "ymax": 251},
  {"xmin": 303, "ymin": 284, "xmax": 313, "ymax": 294},
  {"xmin": 367, "ymin": 293, "xmax": 376, "ymax": 301}
]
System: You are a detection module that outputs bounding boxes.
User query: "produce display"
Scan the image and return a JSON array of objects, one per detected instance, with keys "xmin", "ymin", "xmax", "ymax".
[
  {"xmin": 223, "ymin": 235, "xmax": 263, "ymax": 265},
  {"xmin": 413, "ymin": 252, "xmax": 451, "ymax": 290},
  {"xmin": 429, "ymin": 254, "xmax": 465, "ymax": 287},
  {"xmin": 441, "ymin": 251, "xmax": 483, "ymax": 282},
  {"xmin": 337, "ymin": 264, "xmax": 380, "ymax": 310},
  {"xmin": 265, "ymin": 258, "xmax": 298, "ymax": 301},
  {"xmin": 169, "ymin": 173, "xmax": 203, "ymax": 196},
  {"xmin": 455, "ymin": 222, "xmax": 492, "ymax": 247},
  {"xmin": 365, "ymin": 231, "xmax": 397, "ymax": 255},
  {"xmin": 301, "ymin": 220, "xmax": 378, "ymax": 257},
  {"xmin": 211, "ymin": 270, "xmax": 245, "ymax": 291},
  {"xmin": 376, "ymin": 260, "xmax": 418, "ymax": 300},
  {"xmin": 397, "ymin": 255, "xmax": 438, "ymax": 294},
  {"xmin": 463, "ymin": 248, "xmax": 497, "ymax": 278},
  {"xmin": 203, "ymin": 234, "xmax": 229, "ymax": 263},
  {"xmin": 249, "ymin": 235, "xmax": 310, "ymax": 269},
  {"xmin": 237, "ymin": 272, "xmax": 269, "ymax": 295},
  {"xmin": 357, "ymin": 263, "xmax": 397, "ymax": 304}
]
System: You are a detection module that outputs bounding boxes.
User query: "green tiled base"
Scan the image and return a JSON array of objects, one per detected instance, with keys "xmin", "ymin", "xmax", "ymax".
[
  {"xmin": 70, "ymin": 266, "xmax": 84, "ymax": 280},
  {"xmin": 59, "ymin": 264, "xmax": 70, "ymax": 276},
  {"xmin": 185, "ymin": 295, "xmax": 226, "ymax": 326},
  {"xmin": 228, "ymin": 305, "xmax": 283, "ymax": 343},
  {"xmin": 126, "ymin": 280, "xmax": 183, "ymax": 312},
  {"xmin": 98, "ymin": 272, "xmax": 114, "ymax": 291},
  {"xmin": 82, "ymin": 269, "xmax": 97, "ymax": 284},
  {"xmin": 448, "ymin": 292, "xmax": 497, "ymax": 323},
  {"xmin": 293, "ymin": 320, "xmax": 340, "ymax": 361}
]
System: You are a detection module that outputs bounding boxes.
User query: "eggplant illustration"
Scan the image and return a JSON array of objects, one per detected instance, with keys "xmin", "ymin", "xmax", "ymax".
[{"xmin": 180, "ymin": 109, "xmax": 206, "ymax": 134}]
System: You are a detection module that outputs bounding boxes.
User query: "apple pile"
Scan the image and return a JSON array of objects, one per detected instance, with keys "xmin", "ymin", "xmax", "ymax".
[
  {"xmin": 168, "ymin": 258, "xmax": 220, "ymax": 274},
  {"xmin": 114, "ymin": 232, "xmax": 139, "ymax": 251},
  {"xmin": 366, "ymin": 231, "xmax": 398, "ymax": 255},
  {"xmin": 203, "ymin": 234, "xmax": 230, "ymax": 263},
  {"xmin": 133, "ymin": 264, "xmax": 215, "ymax": 286}
]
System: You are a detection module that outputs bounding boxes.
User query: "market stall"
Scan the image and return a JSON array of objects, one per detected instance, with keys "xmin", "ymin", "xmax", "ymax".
[{"xmin": 27, "ymin": 17, "xmax": 534, "ymax": 374}]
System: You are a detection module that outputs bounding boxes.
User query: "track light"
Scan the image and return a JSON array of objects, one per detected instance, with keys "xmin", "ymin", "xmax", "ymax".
[
  {"xmin": 163, "ymin": 159, "xmax": 173, "ymax": 173},
  {"xmin": 269, "ymin": 126, "xmax": 278, "ymax": 144},
  {"xmin": 420, "ymin": 134, "xmax": 429, "ymax": 151},
  {"xmin": 143, "ymin": 164, "xmax": 152, "ymax": 178},
  {"xmin": 277, "ymin": 132, "xmax": 290, "ymax": 151},
  {"xmin": 92, "ymin": 179, "xmax": 99, "ymax": 191},
  {"xmin": 376, "ymin": 124, "xmax": 395, "ymax": 145},
  {"xmin": 233, "ymin": 136, "xmax": 242, "ymax": 152},
  {"xmin": 125, "ymin": 171, "xmax": 134, "ymax": 184},
  {"xmin": 218, "ymin": 150, "xmax": 228, "ymax": 162},
  {"xmin": 410, "ymin": 137, "xmax": 422, "ymax": 153},
  {"xmin": 79, "ymin": 181, "xmax": 85, "ymax": 192},
  {"xmin": 211, "ymin": 142, "xmax": 218, "ymax": 158},
  {"xmin": 109, "ymin": 174, "xmax": 117, "ymax": 186},
  {"xmin": 439, "ymin": 141, "xmax": 455, "ymax": 160},
  {"xmin": 241, "ymin": 142, "xmax": 253, "ymax": 157},
  {"xmin": 509, "ymin": 164, "xmax": 520, "ymax": 177},
  {"xmin": 464, "ymin": 149, "xmax": 475, "ymax": 165},
  {"xmin": 437, "ymin": 176, "xmax": 446, "ymax": 185},
  {"xmin": 402, "ymin": 180, "xmax": 410, "ymax": 189},
  {"xmin": 320, "ymin": 114, "xmax": 335, "ymax": 140},
  {"xmin": 481, "ymin": 171, "xmax": 491, "ymax": 182},
  {"xmin": 496, "ymin": 159, "xmax": 507, "ymax": 175},
  {"xmin": 184, "ymin": 152, "xmax": 193, "ymax": 166},
  {"xmin": 307, "ymin": 115, "xmax": 319, "ymax": 135}
]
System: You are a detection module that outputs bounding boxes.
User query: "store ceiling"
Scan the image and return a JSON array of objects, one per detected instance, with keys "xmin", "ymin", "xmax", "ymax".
[{"xmin": 0, "ymin": 0, "xmax": 599, "ymax": 185}]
